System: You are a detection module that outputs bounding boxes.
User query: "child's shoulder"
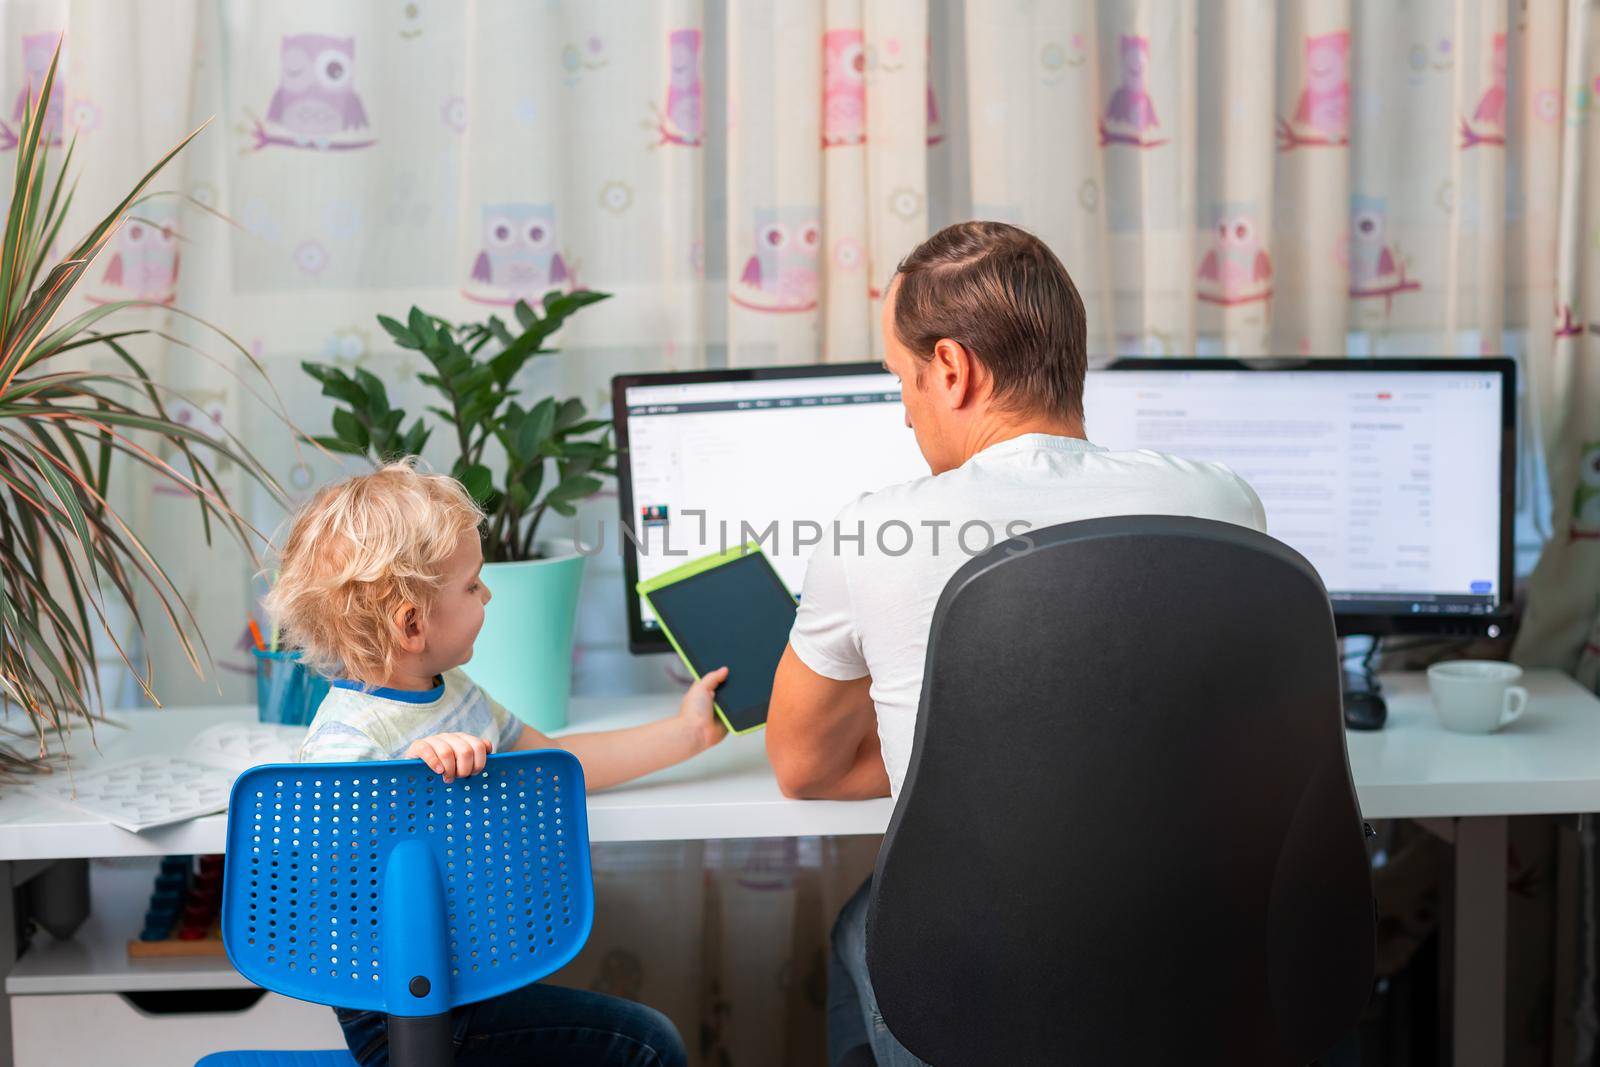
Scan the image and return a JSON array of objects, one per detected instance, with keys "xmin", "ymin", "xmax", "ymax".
[
  {"xmin": 305, "ymin": 680, "xmax": 438, "ymax": 740},
  {"xmin": 439, "ymin": 669, "xmax": 517, "ymax": 736},
  {"xmin": 439, "ymin": 667, "xmax": 476, "ymax": 692},
  {"xmin": 441, "ymin": 668, "xmax": 497, "ymax": 707},
  {"xmin": 298, "ymin": 687, "xmax": 393, "ymax": 762}
]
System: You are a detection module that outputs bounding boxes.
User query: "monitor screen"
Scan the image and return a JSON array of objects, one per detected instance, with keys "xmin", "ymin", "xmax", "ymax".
[
  {"xmin": 614, "ymin": 359, "xmax": 1514, "ymax": 650},
  {"xmin": 1084, "ymin": 360, "xmax": 1513, "ymax": 623},
  {"xmin": 614, "ymin": 365, "xmax": 927, "ymax": 648}
]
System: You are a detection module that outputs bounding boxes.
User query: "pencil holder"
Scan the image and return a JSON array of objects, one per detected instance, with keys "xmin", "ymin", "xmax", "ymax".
[{"xmin": 252, "ymin": 649, "xmax": 331, "ymax": 727}]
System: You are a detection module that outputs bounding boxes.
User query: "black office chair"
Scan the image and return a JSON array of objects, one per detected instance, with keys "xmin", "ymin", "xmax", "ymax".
[{"xmin": 866, "ymin": 516, "xmax": 1374, "ymax": 1066}]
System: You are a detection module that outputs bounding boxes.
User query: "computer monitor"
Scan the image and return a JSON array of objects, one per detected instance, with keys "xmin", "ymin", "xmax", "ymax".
[
  {"xmin": 1087, "ymin": 358, "xmax": 1515, "ymax": 636},
  {"xmin": 612, "ymin": 364, "xmax": 923, "ymax": 652},
  {"xmin": 613, "ymin": 357, "xmax": 1515, "ymax": 651}
]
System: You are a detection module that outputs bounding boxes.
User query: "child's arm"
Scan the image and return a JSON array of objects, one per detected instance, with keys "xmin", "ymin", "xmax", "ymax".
[{"xmin": 512, "ymin": 667, "xmax": 730, "ymax": 791}]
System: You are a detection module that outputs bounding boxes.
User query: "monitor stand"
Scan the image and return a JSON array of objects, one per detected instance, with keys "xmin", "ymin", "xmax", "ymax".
[{"xmin": 1341, "ymin": 636, "xmax": 1388, "ymax": 731}]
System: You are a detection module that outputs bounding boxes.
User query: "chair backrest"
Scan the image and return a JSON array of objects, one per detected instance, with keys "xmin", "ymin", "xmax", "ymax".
[
  {"xmin": 866, "ymin": 516, "xmax": 1374, "ymax": 1067},
  {"xmin": 222, "ymin": 749, "xmax": 594, "ymax": 1017}
]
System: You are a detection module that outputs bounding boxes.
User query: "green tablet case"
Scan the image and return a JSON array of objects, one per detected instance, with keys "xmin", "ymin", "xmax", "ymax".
[{"xmin": 635, "ymin": 542, "xmax": 795, "ymax": 735}]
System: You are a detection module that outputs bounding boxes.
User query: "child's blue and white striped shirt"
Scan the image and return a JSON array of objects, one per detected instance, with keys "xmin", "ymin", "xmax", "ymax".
[{"xmin": 296, "ymin": 668, "xmax": 524, "ymax": 763}]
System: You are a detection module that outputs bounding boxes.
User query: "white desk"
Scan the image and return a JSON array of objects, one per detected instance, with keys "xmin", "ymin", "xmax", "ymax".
[
  {"xmin": 0, "ymin": 698, "xmax": 893, "ymax": 861},
  {"xmin": 0, "ymin": 669, "xmax": 1597, "ymax": 1067},
  {"xmin": 1345, "ymin": 670, "xmax": 1600, "ymax": 817},
  {"xmin": 1342, "ymin": 669, "xmax": 1600, "ymax": 1067},
  {"xmin": 2, "ymin": 669, "xmax": 1595, "ymax": 851}
]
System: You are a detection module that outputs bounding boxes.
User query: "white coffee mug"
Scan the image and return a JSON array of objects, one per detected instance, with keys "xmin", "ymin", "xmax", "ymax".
[{"xmin": 1427, "ymin": 660, "xmax": 1529, "ymax": 734}]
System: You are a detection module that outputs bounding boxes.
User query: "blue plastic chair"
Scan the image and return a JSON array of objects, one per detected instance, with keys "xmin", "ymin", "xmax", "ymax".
[{"xmin": 196, "ymin": 749, "xmax": 595, "ymax": 1066}]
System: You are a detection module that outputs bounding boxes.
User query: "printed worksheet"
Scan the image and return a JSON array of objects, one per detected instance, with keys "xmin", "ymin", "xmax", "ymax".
[{"xmin": 32, "ymin": 722, "xmax": 303, "ymax": 832}]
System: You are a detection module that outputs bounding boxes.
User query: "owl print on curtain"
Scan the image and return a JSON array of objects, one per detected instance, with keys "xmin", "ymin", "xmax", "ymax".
[
  {"xmin": 1570, "ymin": 442, "xmax": 1600, "ymax": 541},
  {"xmin": 926, "ymin": 38, "xmax": 945, "ymax": 147},
  {"xmin": 1100, "ymin": 34, "xmax": 1165, "ymax": 148},
  {"xmin": 1460, "ymin": 32, "xmax": 1507, "ymax": 148},
  {"xmin": 245, "ymin": 34, "xmax": 377, "ymax": 152},
  {"xmin": 1556, "ymin": 302, "xmax": 1585, "ymax": 339},
  {"xmin": 823, "ymin": 29, "xmax": 866, "ymax": 148},
  {"xmin": 154, "ymin": 389, "xmax": 229, "ymax": 490},
  {"xmin": 1197, "ymin": 207, "xmax": 1273, "ymax": 307},
  {"xmin": 649, "ymin": 28, "xmax": 703, "ymax": 147},
  {"xmin": 730, "ymin": 208, "xmax": 821, "ymax": 313},
  {"xmin": 1277, "ymin": 30, "xmax": 1349, "ymax": 151},
  {"xmin": 1344, "ymin": 195, "xmax": 1419, "ymax": 312},
  {"xmin": 462, "ymin": 203, "xmax": 574, "ymax": 307},
  {"xmin": 88, "ymin": 201, "xmax": 181, "ymax": 306},
  {"xmin": 0, "ymin": 32, "xmax": 66, "ymax": 151}
]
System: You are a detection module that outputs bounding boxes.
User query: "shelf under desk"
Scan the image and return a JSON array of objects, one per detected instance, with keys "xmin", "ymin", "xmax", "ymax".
[{"xmin": 6, "ymin": 860, "xmax": 250, "ymax": 996}]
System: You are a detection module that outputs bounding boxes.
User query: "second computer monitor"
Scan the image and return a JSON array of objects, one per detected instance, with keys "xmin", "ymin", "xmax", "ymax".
[{"xmin": 1086, "ymin": 358, "xmax": 1514, "ymax": 635}]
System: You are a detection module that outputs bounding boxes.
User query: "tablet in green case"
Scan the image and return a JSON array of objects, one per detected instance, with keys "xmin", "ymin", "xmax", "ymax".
[{"xmin": 636, "ymin": 543, "xmax": 797, "ymax": 735}]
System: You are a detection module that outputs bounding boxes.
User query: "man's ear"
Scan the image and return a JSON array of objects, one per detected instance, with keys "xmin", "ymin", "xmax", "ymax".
[
  {"xmin": 931, "ymin": 337, "xmax": 980, "ymax": 409},
  {"xmin": 391, "ymin": 603, "xmax": 425, "ymax": 655}
]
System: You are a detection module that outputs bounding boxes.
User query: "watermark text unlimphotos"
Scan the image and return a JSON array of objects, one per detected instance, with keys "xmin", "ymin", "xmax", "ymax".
[{"xmin": 575, "ymin": 510, "xmax": 1037, "ymax": 559}]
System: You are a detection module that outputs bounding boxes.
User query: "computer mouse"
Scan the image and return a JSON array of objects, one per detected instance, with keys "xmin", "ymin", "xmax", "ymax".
[{"xmin": 1343, "ymin": 690, "xmax": 1388, "ymax": 731}]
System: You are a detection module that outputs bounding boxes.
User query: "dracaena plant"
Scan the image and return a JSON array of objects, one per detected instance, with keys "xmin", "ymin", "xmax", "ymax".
[
  {"xmin": 302, "ymin": 291, "xmax": 617, "ymax": 562},
  {"xmin": 0, "ymin": 47, "xmax": 283, "ymax": 769}
]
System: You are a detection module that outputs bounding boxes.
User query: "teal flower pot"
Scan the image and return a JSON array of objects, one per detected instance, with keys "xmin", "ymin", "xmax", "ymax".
[{"xmin": 464, "ymin": 544, "xmax": 586, "ymax": 732}]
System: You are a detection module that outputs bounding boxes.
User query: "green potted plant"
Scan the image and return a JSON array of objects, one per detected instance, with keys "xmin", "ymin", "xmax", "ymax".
[
  {"xmin": 0, "ymin": 48, "xmax": 280, "ymax": 768},
  {"xmin": 301, "ymin": 292, "xmax": 615, "ymax": 729}
]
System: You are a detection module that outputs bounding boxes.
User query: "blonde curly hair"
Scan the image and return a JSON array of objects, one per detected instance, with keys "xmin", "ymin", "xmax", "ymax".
[{"xmin": 264, "ymin": 460, "xmax": 484, "ymax": 683}]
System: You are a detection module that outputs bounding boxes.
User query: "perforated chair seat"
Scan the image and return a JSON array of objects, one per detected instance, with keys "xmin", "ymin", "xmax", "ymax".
[
  {"xmin": 196, "ymin": 1051, "xmax": 355, "ymax": 1066},
  {"xmin": 198, "ymin": 749, "xmax": 595, "ymax": 1067}
]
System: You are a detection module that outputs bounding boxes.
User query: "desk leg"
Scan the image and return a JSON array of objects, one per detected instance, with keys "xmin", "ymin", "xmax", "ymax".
[{"xmin": 1453, "ymin": 816, "xmax": 1507, "ymax": 1067}]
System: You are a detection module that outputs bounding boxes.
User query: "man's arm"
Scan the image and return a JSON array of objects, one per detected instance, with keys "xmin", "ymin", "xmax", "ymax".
[{"xmin": 766, "ymin": 643, "xmax": 890, "ymax": 800}]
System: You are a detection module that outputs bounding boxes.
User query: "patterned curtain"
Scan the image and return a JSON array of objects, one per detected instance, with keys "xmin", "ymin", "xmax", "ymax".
[
  {"xmin": 1516, "ymin": 1, "xmax": 1600, "ymax": 689},
  {"xmin": 2, "ymin": 0, "xmax": 1598, "ymax": 1062}
]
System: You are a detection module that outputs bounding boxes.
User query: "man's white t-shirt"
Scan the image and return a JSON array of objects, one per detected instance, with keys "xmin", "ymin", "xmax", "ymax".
[{"xmin": 788, "ymin": 433, "xmax": 1267, "ymax": 796}]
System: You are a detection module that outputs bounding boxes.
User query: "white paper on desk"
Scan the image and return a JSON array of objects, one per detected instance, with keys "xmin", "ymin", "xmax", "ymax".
[{"xmin": 30, "ymin": 722, "xmax": 303, "ymax": 833}]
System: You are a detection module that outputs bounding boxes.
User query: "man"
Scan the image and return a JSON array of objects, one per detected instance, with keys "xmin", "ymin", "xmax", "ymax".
[{"xmin": 767, "ymin": 221, "xmax": 1266, "ymax": 1067}]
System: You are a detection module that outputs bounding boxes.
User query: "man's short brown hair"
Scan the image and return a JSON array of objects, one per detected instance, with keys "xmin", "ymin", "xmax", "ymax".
[{"xmin": 892, "ymin": 221, "xmax": 1087, "ymax": 420}]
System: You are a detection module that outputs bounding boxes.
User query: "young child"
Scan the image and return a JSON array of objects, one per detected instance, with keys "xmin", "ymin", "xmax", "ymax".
[{"xmin": 266, "ymin": 459, "xmax": 726, "ymax": 1067}]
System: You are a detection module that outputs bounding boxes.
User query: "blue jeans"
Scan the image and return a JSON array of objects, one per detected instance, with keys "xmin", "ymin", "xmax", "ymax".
[
  {"xmin": 827, "ymin": 877, "xmax": 930, "ymax": 1067},
  {"xmin": 334, "ymin": 982, "xmax": 687, "ymax": 1067}
]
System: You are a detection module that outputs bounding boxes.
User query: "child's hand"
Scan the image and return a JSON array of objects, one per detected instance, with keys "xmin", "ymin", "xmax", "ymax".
[
  {"xmin": 680, "ymin": 666, "xmax": 730, "ymax": 752},
  {"xmin": 406, "ymin": 732, "xmax": 492, "ymax": 782}
]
